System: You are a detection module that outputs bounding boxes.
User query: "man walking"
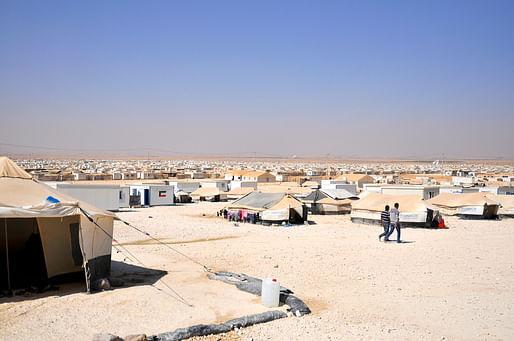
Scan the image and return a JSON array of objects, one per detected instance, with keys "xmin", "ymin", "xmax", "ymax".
[
  {"xmin": 379, "ymin": 205, "xmax": 390, "ymax": 241},
  {"xmin": 385, "ymin": 202, "xmax": 401, "ymax": 243}
]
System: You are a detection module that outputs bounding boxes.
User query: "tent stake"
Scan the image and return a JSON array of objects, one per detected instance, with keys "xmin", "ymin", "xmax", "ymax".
[{"xmin": 4, "ymin": 219, "xmax": 11, "ymax": 291}]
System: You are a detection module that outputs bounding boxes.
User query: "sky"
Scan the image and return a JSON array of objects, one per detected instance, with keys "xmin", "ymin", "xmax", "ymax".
[{"xmin": 1, "ymin": 1, "xmax": 513, "ymax": 159}]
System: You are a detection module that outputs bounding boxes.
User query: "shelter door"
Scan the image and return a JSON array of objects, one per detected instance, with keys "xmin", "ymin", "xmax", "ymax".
[{"xmin": 144, "ymin": 189, "xmax": 150, "ymax": 206}]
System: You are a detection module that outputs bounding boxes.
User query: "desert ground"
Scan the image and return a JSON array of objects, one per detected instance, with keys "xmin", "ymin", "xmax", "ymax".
[{"xmin": 1, "ymin": 202, "xmax": 513, "ymax": 340}]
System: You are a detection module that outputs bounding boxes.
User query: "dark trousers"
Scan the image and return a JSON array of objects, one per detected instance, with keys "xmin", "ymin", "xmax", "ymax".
[{"xmin": 379, "ymin": 222, "xmax": 389, "ymax": 239}]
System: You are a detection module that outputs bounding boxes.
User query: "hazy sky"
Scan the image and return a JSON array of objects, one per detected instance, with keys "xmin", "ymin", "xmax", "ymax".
[{"xmin": 1, "ymin": 1, "xmax": 513, "ymax": 159}]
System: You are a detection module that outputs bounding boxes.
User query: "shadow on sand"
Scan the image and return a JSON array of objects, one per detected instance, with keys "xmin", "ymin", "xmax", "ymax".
[
  {"xmin": 384, "ymin": 240, "xmax": 416, "ymax": 244},
  {"xmin": 0, "ymin": 260, "xmax": 167, "ymax": 303}
]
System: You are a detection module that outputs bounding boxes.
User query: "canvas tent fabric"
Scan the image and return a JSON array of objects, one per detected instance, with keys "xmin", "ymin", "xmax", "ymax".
[
  {"xmin": 0, "ymin": 157, "xmax": 32, "ymax": 179},
  {"xmin": 497, "ymin": 195, "xmax": 514, "ymax": 216},
  {"xmin": 227, "ymin": 192, "xmax": 305, "ymax": 222},
  {"xmin": 303, "ymin": 189, "xmax": 357, "ymax": 202},
  {"xmin": 302, "ymin": 189, "xmax": 357, "ymax": 215},
  {"xmin": 190, "ymin": 187, "xmax": 226, "ymax": 201},
  {"xmin": 350, "ymin": 192, "xmax": 431, "ymax": 227},
  {"xmin": 428, "ymin": 192, "xmax": 499, "ymax": 208},
  {"xmin": 0, "ymin": 157, "xmax": 116, "ymax": 292},
  {"xmin": 427, "ymin": 192, "xmax": 500, "ymax": 216},
  {"xmin": 319, "ymin": 189, "xmax": 359, "ymax": 200},
  {"xmin": 302, "ymin": 189, "xmax": 326, "ymax": 203},
  {"xmin": 228, "ymin": 192, "xmax": 285, "ymax": 211}
]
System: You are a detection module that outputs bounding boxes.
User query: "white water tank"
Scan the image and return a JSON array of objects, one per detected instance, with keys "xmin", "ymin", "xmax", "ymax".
[{"xmin": 261, "ymin": 278, "xmax": 280, "ymax": 307}]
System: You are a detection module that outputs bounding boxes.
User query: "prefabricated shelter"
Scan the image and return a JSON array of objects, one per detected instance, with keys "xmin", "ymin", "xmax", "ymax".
[
  {"xmin": 129, "ymin": 184, "xmax": 174, "ymax": 206},
  {"xmin": 190, "ymin": 187, "xmax": 227, "ymax": 202},
  {"xmin": 361, "ymin": 184, "xmax": 383, "ymax": 194},
  {"xmin": 119, "ymin": 186, "xmax": 130, "ymax": 208},
  {"xmin": 0, "ymin": 157, "xmax": 116, "ymax": 292},
  {"xmin": 242, "ymin": 171, "xmax": 276, "ymax": 183},
  {"xmin": 350, "ymin": 192, "xmax": 434, "ymax": 227},
  {"xmin": 338, "ymin": 174, "xmax": 375, "ymax": 189},
  {"xmin": 461, "ymin": 187, "xmax": 480, "ymax": 193},
  {"xmin": 230, "ymin": 180, "xmax": 258, "ymax": 190},
  {"xmin": 380, "ymin": 185, "xmax": 439, "ymax": 200},
  {"xmin": 165, "ymin": 181, "xmax": 201, "ymax": 195},
  {"xmin": 49, "ymin": 183, "xmax": 122, "ymax": 211},
  {"xmin": 479, "ymin": 187, "xmax": 500, "ymax": 194},
  {"xmin": 321, "ymin": 180, "xmax": 357, "ymax": 195},
  {"xmin": 439, "ymin": 186, "xmax": 463, "ymax": 194},
  {"xmin": 428, "ymin": 192, "xmax": 500, "ymax": 218},
  {"xmin": 201, "ymin": 180, "xmax": 230, "ymax": 192},
  {"xmin": 302, "ymin": 189, "xmax": 358, "ymax": 215},
  {"xmin": 499, "ymin": 186, "xmax": 514, "ymax": 195},
  {"xmin": 362, "ymin": 184, "xmax": 439, "ymax": 200},
  {"xmin": 227, "ymin": 192, "xmax": 306, "ymax": 224},
  {"xmin": 224, "ymin": 170, "xmax": 248, "ymax": 181}
]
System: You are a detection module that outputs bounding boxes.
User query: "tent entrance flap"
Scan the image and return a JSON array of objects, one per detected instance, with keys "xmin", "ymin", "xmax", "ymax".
[
  {"xmin": 37, "ymin": 215, "xmax": 83, "ymax": 279},
  {"xmin": 0, "ymin": 218, "xmax": 47, "ymax": 290}
]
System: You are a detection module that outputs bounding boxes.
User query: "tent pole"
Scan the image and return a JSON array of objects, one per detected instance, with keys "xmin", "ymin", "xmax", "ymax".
[{"xmin": 4, "ymin": 218, "xmax": 11, "ymax": 291}]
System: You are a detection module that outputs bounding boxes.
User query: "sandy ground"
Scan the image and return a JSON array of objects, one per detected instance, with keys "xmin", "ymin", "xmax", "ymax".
[{"xmin": 1, "ymin": 202, "xmax": 514, "ymax": 341}]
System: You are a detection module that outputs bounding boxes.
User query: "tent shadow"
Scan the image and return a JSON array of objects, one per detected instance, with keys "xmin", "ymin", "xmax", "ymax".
[
  {"xmin": 0, "ymin": 260, "xmax": 167, "ymax": 303},
  {"xmin": 109, "ymin": 260, "xmax": 167, "ymax": 288}
]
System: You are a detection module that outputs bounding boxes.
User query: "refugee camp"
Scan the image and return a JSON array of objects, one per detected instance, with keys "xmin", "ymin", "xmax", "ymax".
[{"xmin": 2, "ymin": 1, "xmax": 514, "ymax": 340}]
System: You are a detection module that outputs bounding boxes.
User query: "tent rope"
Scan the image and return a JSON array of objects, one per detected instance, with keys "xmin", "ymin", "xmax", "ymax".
[
  {"xmin": 120, "ymin": 219, "xmax": 213, "ymax": 273},
  {"xmin": 78, "ymin": 207, "xmax": 193, "ymax": 307}
]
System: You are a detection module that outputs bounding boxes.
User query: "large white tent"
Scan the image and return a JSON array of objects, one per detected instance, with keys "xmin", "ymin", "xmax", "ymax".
[
  {"xmin": 0, "ymin": 157, "xmax": 117, "ymax": 292},
  {"xmin": 427, "ymin": 192, "xmax": 500, "ymax": 218},
  {"xmin": 351, "ymin": 192, "xmax": 433, "ymax": 227}
]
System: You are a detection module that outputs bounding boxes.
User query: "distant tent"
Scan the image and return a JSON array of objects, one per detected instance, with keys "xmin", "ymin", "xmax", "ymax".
[
  {"xmin": 190, "ymin": 187, "xmax": 226, "ymax": 202},
  {"xmin": 227, "ymin": 192, "xmax": 306, "ymax": 224},
  {"xmin": 350, "ymin": 192, "xmax": 433, "ymax": 227},
  {"xmin": 0, "ymin": 157, "xmax": 117, "ymax": 292},
  {"xmin": 301, "ymin": 181, "xmax": 319, "ymax": 188},
  {"xmin": 226, "ymin": 187, "xmax": 254, "ymax": 200},
  {"xmin": 428, "ymin": 192, "xmax": 500, "ymax": 218},
  {"xmin": 302, "ymin": 189, "xmax": 358, "ymax": 215},
  {"xmin": 175, "ymin": 190, "xmax": 192, "ymax": 203},
  {"xmin": 259, "ymin": 185, "xmax": 313, "ymax": 197}
]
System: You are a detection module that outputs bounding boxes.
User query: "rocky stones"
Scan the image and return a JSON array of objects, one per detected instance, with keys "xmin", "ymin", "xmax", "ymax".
[
  {"xmin": 92, "ymin": 333, "xmax": 123, "ymax": 341},
  {"xmin": 124, "ymin": 334, "xmax": 147, "ymax": 341}
]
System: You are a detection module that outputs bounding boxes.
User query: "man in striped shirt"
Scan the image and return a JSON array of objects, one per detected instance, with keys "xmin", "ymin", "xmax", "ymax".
[{"xmin": 379, "ymin": 205, "xmax": 390, "ymax": 241}]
